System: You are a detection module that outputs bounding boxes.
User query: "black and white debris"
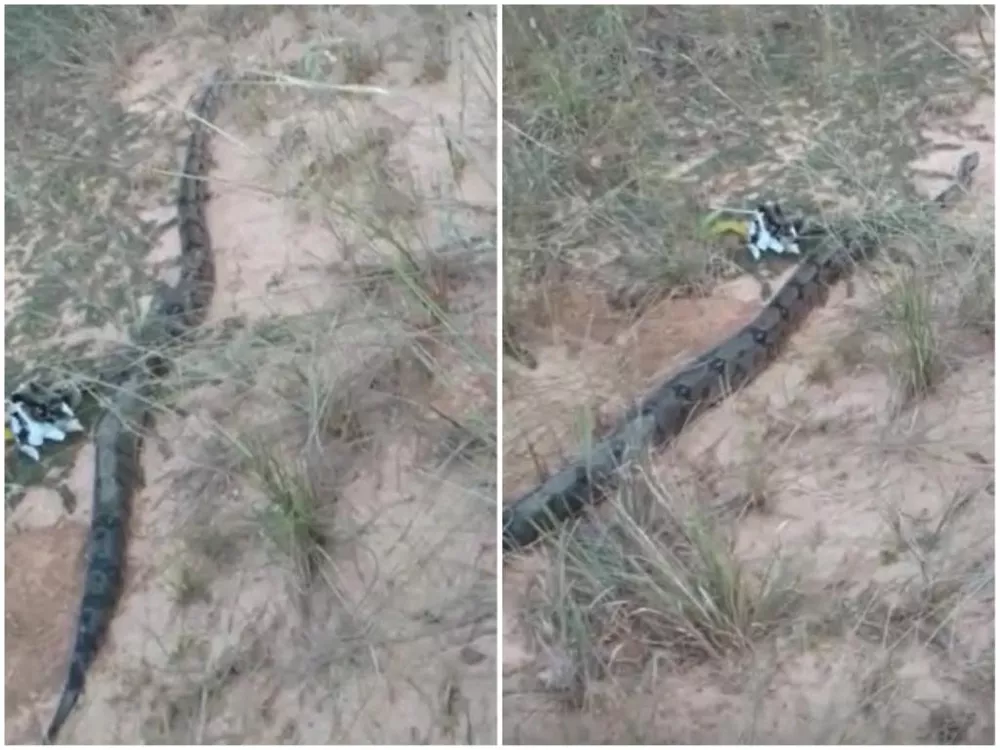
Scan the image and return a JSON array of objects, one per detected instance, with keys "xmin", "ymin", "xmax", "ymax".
[
  {"xmin": 746, "ymin": 201, "xmax": 801, "ymax": 261},
  {"xmin": 5, "ymin": 381, "xmax": 84, "ymax": 461}
]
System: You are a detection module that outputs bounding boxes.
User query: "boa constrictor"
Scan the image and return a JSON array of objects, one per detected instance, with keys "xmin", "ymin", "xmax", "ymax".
[
  {"xmin": 42, "ymin": 69, "xmax": 224, "ymax": 744},
  {"xmin": 502, "ymin": 151, "xmax": 980, "ymax": 553}
]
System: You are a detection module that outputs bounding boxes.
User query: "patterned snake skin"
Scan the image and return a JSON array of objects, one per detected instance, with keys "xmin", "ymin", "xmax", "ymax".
[
  {"xmin": 42, "ymin": 69, "xmax": 224, "ymax": 744},
  {"xmin": 502, "ymin": 151, "xmax": 980, "ymax": 553}
]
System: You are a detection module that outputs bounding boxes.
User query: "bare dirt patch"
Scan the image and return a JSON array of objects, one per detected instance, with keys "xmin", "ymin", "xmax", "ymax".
[
  {"xmin": 502, "ymin": 6, "xmax": 993, "ymax": 744},
  {"xmin": 6, "ymin": 6, "xmax": 496, "ymax": 744}
]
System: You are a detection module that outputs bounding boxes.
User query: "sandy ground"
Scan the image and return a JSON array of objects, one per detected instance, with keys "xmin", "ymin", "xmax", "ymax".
[
  {"xmin": 502, "ymin": 28, "xmax": 993, "ymax": 745},
  {"xmin": 6, "ymin": 7, "xmax": 495, "ymax": 744}
]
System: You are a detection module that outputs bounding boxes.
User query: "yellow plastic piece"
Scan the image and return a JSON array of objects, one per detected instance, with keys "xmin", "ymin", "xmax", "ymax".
[{"xmin": 704, "ymin": 217, "xmax": 750, "ymax": 240}]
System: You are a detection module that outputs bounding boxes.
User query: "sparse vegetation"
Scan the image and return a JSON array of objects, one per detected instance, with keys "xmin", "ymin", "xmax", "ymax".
[
  {"xmin": 530, "ymin": 466, "xmax": 801, "ymax": 688},
  {"xmin": 503, "ymin": 5, "xmax": 993, "ymax": 744},
  {"xmin": 6, "ymin": 5, "xmax": 495, "ymax": 744},
  {"xmin": 880, "ymin": 268, "xmax": 942, "ymax": 403}
]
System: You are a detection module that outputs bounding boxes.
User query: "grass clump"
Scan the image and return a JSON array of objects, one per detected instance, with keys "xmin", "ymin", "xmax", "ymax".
[
  {"xmin": 881, "ymin": 270, "xmax": 942, "ymax": 402},
  {"xmin": 527, "ymin": 466, "xmax": 801, "ymax": 698},
  {"xmin": 241, "ymin": 437, "xmax": 331, "ymax": 585}
]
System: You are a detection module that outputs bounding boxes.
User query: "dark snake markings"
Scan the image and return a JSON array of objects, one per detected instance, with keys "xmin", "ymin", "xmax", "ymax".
[
  {"xmin": 502, "ymin": 151, "xmax": 979, "ymax": 553},
  {"xmin": 43, "ymin": 69, "xmax": 223, "ymax": 744}
]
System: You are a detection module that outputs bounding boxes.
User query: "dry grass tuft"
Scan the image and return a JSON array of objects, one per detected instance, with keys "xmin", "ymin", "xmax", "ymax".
[
  {"xmin": 526, "ymin": 466, "xmax": 802, "ymax": 701},
  {"xmin": 880, "ymin": 268, "xmax": 943, "ymax": 403}
]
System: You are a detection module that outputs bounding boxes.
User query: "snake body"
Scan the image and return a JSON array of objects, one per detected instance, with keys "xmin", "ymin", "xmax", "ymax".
[
  {"xmin": 502, "ymin": 152, "xmax": 979, "ymax": 552},
  {"xmin": 42, "ymin": 70, "xmax": 224, "ymax": 744}
]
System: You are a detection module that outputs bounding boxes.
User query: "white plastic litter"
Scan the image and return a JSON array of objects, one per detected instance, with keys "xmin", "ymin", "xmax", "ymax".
[
  {"xmin": 746, "ymin": 202, "xmax": 801, "ymax": 261},
  {"xmin": 5, "ymin": 382, "xmax": 84, "ymax": 462}
]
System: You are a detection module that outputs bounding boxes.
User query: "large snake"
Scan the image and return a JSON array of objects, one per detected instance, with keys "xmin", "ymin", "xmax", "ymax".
[
  {"xmin": 502, "ymin": 151, "xmax": 980, "ymax": 553},
  {"xmin": 42, "ymin": 69, "xmax": 223, "ymax": 744}
]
